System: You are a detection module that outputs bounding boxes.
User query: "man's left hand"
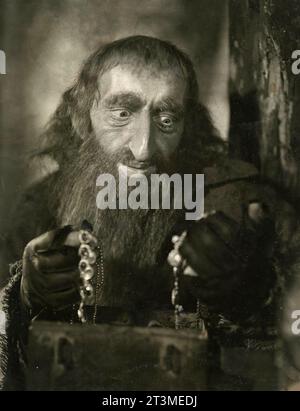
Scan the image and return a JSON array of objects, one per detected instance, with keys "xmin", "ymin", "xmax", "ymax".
[{"xmin": 177, "ymin": 209, "xmax": 274, "ymax": 316}]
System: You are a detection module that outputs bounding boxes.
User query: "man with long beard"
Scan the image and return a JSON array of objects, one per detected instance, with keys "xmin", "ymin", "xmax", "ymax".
[{"xmin": 0, "ymin": 35, "xmax": 298, "ymax": 390}]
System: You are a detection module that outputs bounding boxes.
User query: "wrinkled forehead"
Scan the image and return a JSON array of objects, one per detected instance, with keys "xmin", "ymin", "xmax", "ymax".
[{"xmin": 97, "ymin": 63, "xmax": 187, "ymax": 107}]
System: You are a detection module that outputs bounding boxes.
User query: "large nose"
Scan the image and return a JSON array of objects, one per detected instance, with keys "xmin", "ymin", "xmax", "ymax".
[{"xmin": 129, "ymin": 112, "xmax": 156, "ymax": 162}]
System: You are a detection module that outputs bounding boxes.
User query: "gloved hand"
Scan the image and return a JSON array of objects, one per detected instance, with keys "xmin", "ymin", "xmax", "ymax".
[
  {"xmin": 20, "ymin": 226, "xmax": 82, "ymax": 313},
  {"xmin": 178, "ymin": 207, "xmax": 276, "ymax": 318}
]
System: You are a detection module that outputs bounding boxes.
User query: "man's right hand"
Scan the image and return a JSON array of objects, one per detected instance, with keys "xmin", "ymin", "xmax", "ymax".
[{"xmin": 21, "ymin": 229, "xmax": 81, "ymax": 312}]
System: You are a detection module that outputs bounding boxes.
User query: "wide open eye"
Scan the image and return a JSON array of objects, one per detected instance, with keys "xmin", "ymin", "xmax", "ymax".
[
  {"xmin": 161, "ymin": 116, "xmax": 173, "ymax": 127},
  {"xmin": 118, "ymin": 109, "xmax": 131, "ymax": 118},
  {"xmin": 111, "ymin": 109, "xmax": 132, "ymax": 121},
  {"xmin": 155, "ymin": 114, "xmax": 176, "ymax": 132}
]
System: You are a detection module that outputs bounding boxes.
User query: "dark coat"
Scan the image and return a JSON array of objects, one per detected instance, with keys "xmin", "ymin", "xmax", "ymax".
[{"xmin": 0, "ymin": 158, "xmax": 298, "ymax": 390}]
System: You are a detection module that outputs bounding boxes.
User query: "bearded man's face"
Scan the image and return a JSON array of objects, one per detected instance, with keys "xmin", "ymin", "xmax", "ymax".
[
  {"xmin": 55, "ymin": 64, "xmax": 189, "ymax": 307},
  {"xmin": 90, "ymin": 64, "xmax": 186, "ymax": 178}
]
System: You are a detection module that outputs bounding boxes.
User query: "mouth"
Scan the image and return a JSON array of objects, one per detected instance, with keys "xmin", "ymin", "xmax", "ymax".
[{"xmin": 118, "ymin": 162, "xmax": 157, "ymax": 177}]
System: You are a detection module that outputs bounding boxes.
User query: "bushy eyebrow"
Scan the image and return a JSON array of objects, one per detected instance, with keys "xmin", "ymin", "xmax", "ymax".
[
  {"xmin": 103, "ymin": 92, "xmax": 146, "ymax": 110},
  {"xmin": 103, "ymin": 92, "xmax": 185, "ymax": 117},
  {"xmin": 152, "ymin": 98, "xmax": 185, "ymax": 117}
]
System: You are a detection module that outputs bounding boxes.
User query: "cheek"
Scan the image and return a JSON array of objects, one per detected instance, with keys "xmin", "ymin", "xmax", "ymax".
[
  {"xmin": 156, "ymin": 127, "xmax": 184, "ymax": 158},
  {"xmin": 94, "ymin": 128, "xmax": 130, "ymax": 154},
  {"xmin": 91, "ymin": 111, "xmax": 132, "ymax": 154}
]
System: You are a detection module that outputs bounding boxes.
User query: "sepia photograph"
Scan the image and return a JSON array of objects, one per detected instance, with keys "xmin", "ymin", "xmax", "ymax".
[{"xmin": 0, "ymin": 0, "xmax": 300, "ymax": 392}]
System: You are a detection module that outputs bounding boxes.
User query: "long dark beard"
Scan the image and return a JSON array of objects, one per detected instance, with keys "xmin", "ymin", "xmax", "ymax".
[{"xmin": 51, "ymin": 136, "xmax": 194, "ymax": 308}]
